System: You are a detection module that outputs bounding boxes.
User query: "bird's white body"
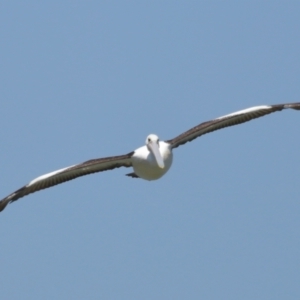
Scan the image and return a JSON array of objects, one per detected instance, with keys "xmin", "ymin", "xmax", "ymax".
[{"xmin": 132, "ymin": 141, "xmax": 173, "ymax": 180}]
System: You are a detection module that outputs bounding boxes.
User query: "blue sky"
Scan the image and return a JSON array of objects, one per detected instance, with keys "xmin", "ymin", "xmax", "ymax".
[{"xmin": 1, "ymin": 1, "xmax": 300, "ymax": 299}]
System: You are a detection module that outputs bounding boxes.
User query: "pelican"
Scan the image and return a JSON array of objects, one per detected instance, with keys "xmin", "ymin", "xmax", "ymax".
[{"xmin": 0, "ymin": 102, "xmax": 299, "ymax": 212}]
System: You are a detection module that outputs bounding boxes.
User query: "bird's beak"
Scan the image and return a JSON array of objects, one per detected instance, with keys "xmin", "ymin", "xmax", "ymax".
[{"xmin": 149, "ymin": 142, "xmax": 164, "ymax": 168}]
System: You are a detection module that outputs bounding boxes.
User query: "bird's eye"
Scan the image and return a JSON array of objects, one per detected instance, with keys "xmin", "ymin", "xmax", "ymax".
[{"xmin": 148, "ymin": 138, "xmax": 151, "ymax": 142}]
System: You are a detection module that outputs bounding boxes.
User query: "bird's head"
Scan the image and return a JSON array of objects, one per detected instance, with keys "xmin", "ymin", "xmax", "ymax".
[{"xmin": 146, "ymin": 134, "xmax": 164, "ymax": 168}]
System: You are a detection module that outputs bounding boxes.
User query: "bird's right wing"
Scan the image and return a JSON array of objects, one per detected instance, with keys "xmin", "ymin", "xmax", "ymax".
[{"xmin": 0, "ymin": 152, "xmax": 134, "ymax": 212}]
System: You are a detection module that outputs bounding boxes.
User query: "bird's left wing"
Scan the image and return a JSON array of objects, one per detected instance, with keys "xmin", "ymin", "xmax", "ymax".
[
  {"xmin": 166, "ymin": 102, "xmax": 300, "ymax": 149},
  {"xmin": 0, "ymin": 152, "xmax": 134, "ymax": 212}
]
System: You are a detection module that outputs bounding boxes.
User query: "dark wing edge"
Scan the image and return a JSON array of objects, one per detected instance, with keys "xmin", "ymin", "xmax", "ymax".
[
  {"xmin": 0, "ymin": 151, "xmax": 134, "ymax": 212},
  {"xmin": 166, "ymin": 102, "xmax": 300, "ymax": 149}
]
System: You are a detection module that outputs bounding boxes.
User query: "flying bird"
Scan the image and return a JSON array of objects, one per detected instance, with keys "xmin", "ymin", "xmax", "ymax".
[{"xmin": 0, "ymin": 102, "xmax": 299, "ymax": 212}]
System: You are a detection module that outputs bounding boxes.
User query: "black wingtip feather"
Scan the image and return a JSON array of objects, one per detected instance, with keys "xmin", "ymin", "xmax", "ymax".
[{"xmin": 0, "ymin": 200, "xmax": 9, "ymax": 212}]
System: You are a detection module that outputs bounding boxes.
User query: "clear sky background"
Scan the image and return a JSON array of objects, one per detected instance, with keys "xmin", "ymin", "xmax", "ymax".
[{"xmin": 1, "ymin": 1, "xmax": 299, "ymax": 299}]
